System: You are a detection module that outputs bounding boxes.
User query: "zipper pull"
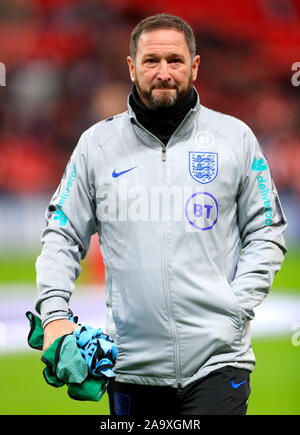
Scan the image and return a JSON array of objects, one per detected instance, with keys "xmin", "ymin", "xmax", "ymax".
[
  {"xmin": 162, "ymin": 147, "xmax": 166, "ymax": 162},
  {"xmin": 177, "ymin": 382, "xmax": 182, "ymax": 394}
]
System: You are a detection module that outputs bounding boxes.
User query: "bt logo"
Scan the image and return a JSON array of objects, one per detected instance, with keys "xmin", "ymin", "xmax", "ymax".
[
  {"xmin": 185, "ymin": 192, "xmax": 218, "ymax": 231},
  {"xmin": 193, "ymin": 203, "xmax": 214, "ymax": 219}
]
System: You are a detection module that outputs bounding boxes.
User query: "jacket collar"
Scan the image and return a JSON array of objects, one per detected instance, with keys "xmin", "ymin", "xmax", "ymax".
[{"xmin": 127, "ymin": 86, "xmax": 201, "ymax": 146}]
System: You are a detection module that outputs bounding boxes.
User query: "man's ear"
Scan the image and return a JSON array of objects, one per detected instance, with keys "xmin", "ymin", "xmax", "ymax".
[
  {"xmin": 192, "ymin": 55, "xmax": 200, "ymax": 82},
  {"xmin": 127, "ymin": 56, "xmax": 135, "ymax": 83}
]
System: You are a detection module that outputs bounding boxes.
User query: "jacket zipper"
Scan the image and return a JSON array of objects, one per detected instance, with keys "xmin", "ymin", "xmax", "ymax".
[
  {"xmin": 161, "ymin": 145, "xmax": 182, "ymax": 388},
  {"xmin": 131, "ymin": 117, "xmax": 193, "ymax": 388}
]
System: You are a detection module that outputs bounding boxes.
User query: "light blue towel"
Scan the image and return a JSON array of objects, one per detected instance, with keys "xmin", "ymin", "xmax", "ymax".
[{"xmin": 73, "ymin": 325, "xmax": 118, "ymax": 378}]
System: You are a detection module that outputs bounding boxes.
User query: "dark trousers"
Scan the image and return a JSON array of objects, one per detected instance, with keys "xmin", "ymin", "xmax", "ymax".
[{"xmin": 107, "ymin": 365, "xmax": 251, "ymax": 416}]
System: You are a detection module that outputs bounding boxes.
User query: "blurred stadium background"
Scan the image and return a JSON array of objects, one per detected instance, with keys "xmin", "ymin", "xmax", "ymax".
[{"xmin": 0, "ymin": 0, "xmax": 300, "ymax": 415}]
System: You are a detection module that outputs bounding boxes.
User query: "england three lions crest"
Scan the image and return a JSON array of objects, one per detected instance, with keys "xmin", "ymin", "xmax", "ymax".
[{"xmin": 189, "ymin": 152, "xmax": 218, "ymax": 184}]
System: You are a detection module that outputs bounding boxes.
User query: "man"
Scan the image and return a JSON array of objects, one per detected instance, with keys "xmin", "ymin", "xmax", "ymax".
[{"xmin": 35, "ymin": 14, "xmax": 287, "ymax": 415}]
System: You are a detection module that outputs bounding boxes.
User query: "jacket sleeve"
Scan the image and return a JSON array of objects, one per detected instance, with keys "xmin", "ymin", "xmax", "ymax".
[
  {"xmin": 230, "ymin": 125, "xmax": 287, "ymax": 322},
  {"xmin": 35, "ymin": 132, "xmax": 97, "ymax": 327}
]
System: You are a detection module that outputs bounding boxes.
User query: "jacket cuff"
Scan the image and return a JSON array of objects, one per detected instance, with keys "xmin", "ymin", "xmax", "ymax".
[{"xmin": 38, "ymin": 297, "xmax": 69, "ymax": 328}]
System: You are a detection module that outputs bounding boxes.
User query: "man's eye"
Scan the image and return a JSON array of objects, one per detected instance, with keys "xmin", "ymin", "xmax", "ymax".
[
  {"xmin": 169, "ymin": 59, "xmax": 181, "ymax": 63},
  {"xmin": 145, "ymin": 59, "xmax": 156, "ymax": 63}
]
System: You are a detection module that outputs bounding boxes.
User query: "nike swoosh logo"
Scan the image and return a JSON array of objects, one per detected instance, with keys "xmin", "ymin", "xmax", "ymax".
[
  {"xmin": 112, "ymin": 166, "xmax": 137, "ymax": 178},
  {"xmin": 231, "ymin": 379, "xmax": 247, "ymax": 389}
]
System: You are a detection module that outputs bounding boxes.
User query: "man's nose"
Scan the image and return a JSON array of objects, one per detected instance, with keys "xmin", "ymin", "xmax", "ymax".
[{"xmin": 157, "ymin": 61, "xmax": 171, "ymax": 81}]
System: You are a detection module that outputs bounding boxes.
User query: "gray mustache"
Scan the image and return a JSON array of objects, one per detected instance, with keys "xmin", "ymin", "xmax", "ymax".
[{"xmin": 151, "ymin": 83, "xmax": 177, "ymax": 90}]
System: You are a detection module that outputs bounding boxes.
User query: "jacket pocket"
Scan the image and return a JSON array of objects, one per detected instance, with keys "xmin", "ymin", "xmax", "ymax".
[
  {"xmin": 222, "ymin": 276, "xmax": 244, "ymax": 332},
  {"xmin": 110, "ymin": 276, "xmax": 124, "ymax": 345}
]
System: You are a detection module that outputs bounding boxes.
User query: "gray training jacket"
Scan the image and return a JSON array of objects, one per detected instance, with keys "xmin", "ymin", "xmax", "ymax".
[{"xmin": 35, "ymin": 90, "xmax": 287, "ymax": 388}]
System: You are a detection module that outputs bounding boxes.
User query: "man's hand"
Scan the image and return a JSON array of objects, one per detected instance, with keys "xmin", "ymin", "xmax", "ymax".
[{"xmin": 43, "ymin": 318, "xmax": 78, "ymax": 352}]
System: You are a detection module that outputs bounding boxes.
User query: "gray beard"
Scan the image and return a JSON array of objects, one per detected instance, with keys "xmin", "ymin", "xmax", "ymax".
[
  {"xmin": 150, "ymin": 90, "xmax": 178, "ymax": 108},
  {"xmin": 135, "ymin": 79, "xmax": 192, "ymax": 109}
]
